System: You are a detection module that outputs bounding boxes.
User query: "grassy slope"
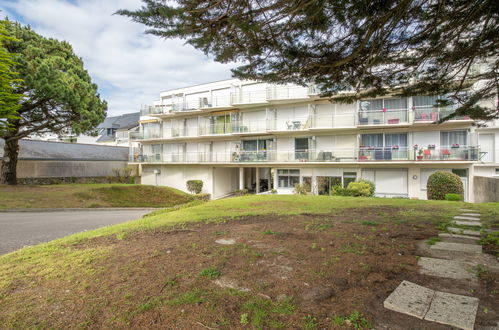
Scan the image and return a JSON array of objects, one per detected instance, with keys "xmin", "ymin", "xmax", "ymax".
[
  {"xmin": 0, "ymin": 195, "xmax": 497, "ymax": 327},
  {"xmin": 0, "ymin": 184, "xmax": 192, "ymax": 209}
]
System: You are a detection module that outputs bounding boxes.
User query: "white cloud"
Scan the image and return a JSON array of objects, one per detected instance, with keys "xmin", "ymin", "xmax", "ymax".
[{"xmin": 0, "ymin": 0, "xmax": 236, "ymax": 116}]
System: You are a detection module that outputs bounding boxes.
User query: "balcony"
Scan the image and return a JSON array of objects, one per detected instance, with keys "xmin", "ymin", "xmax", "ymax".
[
  {"xmin": 413, "ymin": 108, "xmax": 472, "ymax": 122},
  {"xmin": 269, "ymin": 117, "xmax": 311, "ymax": 131},
  {"xmin": 198, "ymin": 96, "xmax": 232, "ymax": 109},
  {"xmin": 266, "ymin": 85, "xmax": 310, "ymax": 100},
  {"xmin": 230, "ymin": 90, "xmax": 268, "ymax": 105},
  {"xmin": 358, "ymin": 109, "xmax": 409, "ymax": 126},
  {"xmin": 129, "ymin": 146, "xmax": 480, "ymax": 164},
  {"xmin": 140, "ymin": 105, "xmax": 173, "ymax": 116},
  {"xmin": 310, "ymin": 114, "xmax": 356, "ymax": 129},
  {"xmin": 129, "ymin": 131, "xmax": 162, "ymax": 141}
]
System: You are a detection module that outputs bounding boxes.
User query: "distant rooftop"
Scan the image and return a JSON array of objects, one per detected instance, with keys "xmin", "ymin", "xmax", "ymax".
[
  {"xmin": 97, "ymin": 112, "xmax": 140, "ymax": 131},
  {"xmin": 0, "ymin": 139, "xmax": 128, "ymax": 161}
]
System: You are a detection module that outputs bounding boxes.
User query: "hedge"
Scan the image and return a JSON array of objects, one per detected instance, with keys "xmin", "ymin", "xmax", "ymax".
[{"xmin": 427, "ymin": 171, "xmax": 463, "ymax": 200}]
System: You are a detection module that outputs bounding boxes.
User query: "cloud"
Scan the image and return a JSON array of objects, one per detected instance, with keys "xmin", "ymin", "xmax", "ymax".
[{"xmin": 0, "ymin": 0, "xmax": 236, "ymax": 116}]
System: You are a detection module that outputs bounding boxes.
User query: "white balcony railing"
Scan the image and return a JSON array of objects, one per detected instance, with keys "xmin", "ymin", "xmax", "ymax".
[
  {"xmin": 129, "ymin": 131, "xmax": 162, "ymax": 141},
  {"xmin": 129, "ymin": 147, "xmax": 480, "ymax": 164},
  {"xmin": 311, "ymin": 114, "xmax": 357, "ymax": 129},
  {"xmin": 413, "ymin": 107, "xmax": 472, "ymax": 122},
  {"xmin": 358, "ymin": 109, "xmax": 409, "ymax": 126},
  {"xmin": 266, "ymin": 85, "xmax": 310, "ymax": 100},
  {"xmin": 269, "ymin": 117, "xmax": 311, "ymax": 131}
]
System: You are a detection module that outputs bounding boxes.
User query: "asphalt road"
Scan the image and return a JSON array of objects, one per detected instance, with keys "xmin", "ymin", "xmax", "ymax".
[{"xmin": 0, "ymin": 209, "xmax": 155, "ymax": 255}]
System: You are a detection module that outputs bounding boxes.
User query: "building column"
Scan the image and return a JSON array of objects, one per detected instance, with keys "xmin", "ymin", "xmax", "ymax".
[
  {"xmin": 273, "ymin": 168, "xmax": 278, "ymax": 190},
  {"xmin": 256, "ymin": 167, "xmax": 260, "ymax": 193},
  {"xmin": 239, "ymin": 167, "xmax": 244, "ymax": 190}
]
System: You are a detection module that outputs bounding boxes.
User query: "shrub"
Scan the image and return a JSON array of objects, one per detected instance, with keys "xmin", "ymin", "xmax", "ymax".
[
  {"xmin": 234, "ymin": 189, "xmax": 249, "ymax": 196},
  {"xmin": 427, "ymin": 171, "xmax": 463, "ymax": 200},
  {"xmin": 293, "ymin": 183, "xmax": 308, "ymax": 195},
  {"xmin": 270, "ymin": 188, "xmax": 277, "ymax": 194},
  {"xmin": 357, "ymin": 179, "xmax": 375, "ymax": 196},
  {"xmin": 193, "ymin": 193, "xmax": 211, "ymax": 201},
  {"xmin": 331, "ymin": 185, "xmax": 355, "ymax": 197},
  {"xmin": 186, "ymin": 180, "xmax": 203, "ymax": 194},
  {"xmin": 347, "ymin": 181, "xmax": 373, "ymax": 197},
  {"xmin": 444, "ymin": 193, "xmax": 463, "ymax": 201}
]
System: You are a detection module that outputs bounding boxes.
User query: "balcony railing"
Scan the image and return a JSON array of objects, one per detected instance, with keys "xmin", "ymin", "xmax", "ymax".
[
  {"xmin": 269, "ymin": 117, "xmax": 311, "ymax": 131},
  {"xmin": 413, "ymin": 107, "xmax": 472, "ymax": 122},
  {"xmin": 128, "ymin": 147, "xmax": 480, "ymax": 164},
  {"xmin": 310, "ymin": 114, "xmax": 356, "ymax": 129},
  {"xmin": 266, "ymin": 86, "xmax": 310, "ymax": 100},
  {"xmin": 129, "ymin": 131, "xmax": 162, "ymax": 141},
  {"xmin": 358, "ymin": 109, "xmax": 409, "ymax": 126},
  {"xmin": 141, "ymin": 105, "xmax": 173, "ymax": 116},
  {"xmin": 231, "ymin": 90, "xmax": 268, "ymax": 104}
]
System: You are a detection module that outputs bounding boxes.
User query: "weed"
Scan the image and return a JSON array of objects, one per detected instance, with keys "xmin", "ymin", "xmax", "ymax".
[
  {"xmin": 200, "ymin": 267, "xmax": 222, "ymax": 278},
  {"xmin": 167, "ymin": 291, "xmax": 203, "ymax": 306},
  {"xmin": 240, "ymin": 313, "xmax": 249, "ymax": 325},
  {"xmin": 137, "ymin": 298, "xmax": 161, "ymax": 313},
  {"xmin": 214, "ymin": 231, "xmax": 226, "ymax": 236},
  {"xmin": 305, "ymin": 222, "xmax": 334, "ymax": 231},
  {"xmin": 116, "ymin": 232, "xmax": 127, "ymax": 240},
  {"xmin": 360, "ymin": 221, "xmax": 378, "ymax": 226},
  {"xmin": 341, "ymin": 242, "xmax": 367, "ymax": 254},
  {"xmin": 263, "ymin": 229, "xmax": 276, "ymax": 235},
  {"xmin": 480, "ymin": 231, "xmax": 499, "ymax": 246},
  {"xmin": 471, "ymin": 264, "xmax": 487, "ymax": 277},
  {"xmin": 302, "ymin": 315, "xmax": 319, "ymax": 329},
  {"xmin": 331, "ymin": 311, "xmax": 370, "ymax": 329},
  {"xmin": 426, "ymin": 237, "xmax": 442, "ymax": 245},
  {"xmin": 311, "ymin": 243, "xmax": 318, "ymax": 249}
]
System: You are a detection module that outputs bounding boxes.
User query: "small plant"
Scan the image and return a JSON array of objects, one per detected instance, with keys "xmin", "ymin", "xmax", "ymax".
[
  {"xmin": 186, "ymin": 180, "xmax": 203, "ymax": 194},
  {"xmin": 426, "ymin": 237, "xmax": 441, "ymax": 245},
  {"xmin": 480, "ymin": 231, "xmax": 499, "ymax": 246},
  {"xmin": 472, "ymin": 264, "xmax": 487, "ymax": 277},
  {"xmin": 193, "ymin": 193, "xmax": 211, "ymax": 201},
  {"xmin": 270, "ymin": 188, "xmax": 277, "ymax": 194},
  {"xmin": 361, "ymin": 220, "xmax": 378, "ymax": 226},
  {"xmin": 199, "ymin": 267, "xmax": 222, "ymax": 278},
  {"xmin": 240, "ymin": 313, "xmax": 249, "ymax": 325},
  {"xmin": 302, "ymin": 315, "xmax": 319, "ymax": 329},
  {"xmin": 331, "ymin": 311, "xmax": 370, "ymax": 329},
  {"xmin": 263, "ymin": 229, "xmax": 276, "ymax": 235},
  {"xmin": 445, "ymin": 193, "xmax": 463, "ymax": 201},
  {"xmin": 293, "ymin": 183, "xmax": 308, "ymax": 195},
  {"xmin": 234, "ymin": 189, "xmax": 249, "ymax": 196}
]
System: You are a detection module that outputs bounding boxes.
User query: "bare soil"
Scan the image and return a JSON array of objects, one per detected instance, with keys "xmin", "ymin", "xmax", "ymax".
[{"xmin": 2, "ymin": 206, "xmax": 498, "ymax": 329}]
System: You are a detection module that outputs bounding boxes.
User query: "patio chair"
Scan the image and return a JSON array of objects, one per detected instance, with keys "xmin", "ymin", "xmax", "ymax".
[
  {"xmin": 442, "ymin": 149, "xmax": 451, "ymax": 159},
  {"xmin": 423, "ymin": 149, "xmax": 432, "ymax": 159}
]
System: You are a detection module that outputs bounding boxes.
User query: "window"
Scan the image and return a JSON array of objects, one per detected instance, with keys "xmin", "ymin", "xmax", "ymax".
[
  {"xmin": 385, "ymin": 133, "xmax": 408, "ymax": 147},
  {"xmin": 295, "ymin": 138, "xmax": 310, "ymax": 160},
  {"xmin": 361, "ymin": 134, "xmax": 383, "ymax": 147},
  {"xmin": 302, "ymin": 176, "xmax": 312, "ymax": 192},
  {"xmin": 343, "ymin": 172, "xmax": 357, "ymax": 188},
  {"xmin": 242, "ymin": 139, "xmax": 268, "ymax": 151},
  {"xmin": 317, "ymin": 176, "xmax": 341, "ymax": 195},
  {"xmin": 143, "ymin": 122, "xmax": 161, "ymax": 139},
  {"xmin": 413, "ymin": 95, "xmax": 439, "ymax": 108},
  {"xmin": 360, "ymin": 98, "xmax": 407, "ymax": 111},
  {"xmin": 361, "ymin": 133, "xmax": 407, "ymax": 148},
  {"xmin": 441, "ymin": 130, "xmax": 467, "ymax": 147},
  {"xmin": 151, "ymin": 144, "xmax": 162, "ymax": 161},
  {"xmin": 278, "ymin": 169, "xmax": 300, "ymax": 188}
]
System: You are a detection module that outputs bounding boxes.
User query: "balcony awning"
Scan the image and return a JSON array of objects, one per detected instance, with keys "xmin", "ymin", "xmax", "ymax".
[{"xmin": 211, "ymin": 109, "xmax": 239, "ymax": 115}]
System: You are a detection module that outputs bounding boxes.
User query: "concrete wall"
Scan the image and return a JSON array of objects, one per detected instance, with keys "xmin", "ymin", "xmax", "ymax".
[
  {"xmin": 16, "ymin": 160, "xmax": 128, "ymax": 178},
  {"xmin": 474, "ymin": 176, "xmax": 499, "ymax": 203}
]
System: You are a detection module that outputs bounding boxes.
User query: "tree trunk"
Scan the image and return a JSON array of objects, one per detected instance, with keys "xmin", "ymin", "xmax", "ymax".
[{"xmin": 1, "ymin": 138, "xmax": 19, "ymax": 185}]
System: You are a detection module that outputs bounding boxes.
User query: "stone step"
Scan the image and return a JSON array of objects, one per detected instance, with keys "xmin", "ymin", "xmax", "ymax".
[
  {"xmin": 384, "ymin": 280, "xmax": 479, "ymax": 330},
  {"xmin": 460, "ymin": 209, "xmax": 478, "ymax": 212},
  {"xmin": 447, "ymin": 227, "xmax": 481, "ymax": 237},
  {"xmin": 454, "ymin": 216, "xmax": 481, "ymax": 221},
  {"xmin": 460, "ymin": 213, "xmax": 481, "ymax": 217},
  {"xmin": 418, "ymin": 257, "xmax": 477, "ymax": 280},
  {"xmin": 438, "ymin": 233, "xmax": 480, "ymax": 244},
  {"xmin": 453, "ymin": 220, "xmax": 482, "ymax": 227},
  {"xmin": 430, "ymin": 242, "xmax": 482, "ymax": 253}
]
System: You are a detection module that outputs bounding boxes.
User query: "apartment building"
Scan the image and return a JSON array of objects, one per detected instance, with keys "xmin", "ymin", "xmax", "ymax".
[{"xmin": 129, "ymin": 79, "xmax": 498, "ymax": 202}]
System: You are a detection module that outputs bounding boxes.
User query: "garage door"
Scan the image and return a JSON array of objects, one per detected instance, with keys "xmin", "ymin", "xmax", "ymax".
[{"xmin": 362, "ymin": 169, "xmax": 408, "ymax": 197}]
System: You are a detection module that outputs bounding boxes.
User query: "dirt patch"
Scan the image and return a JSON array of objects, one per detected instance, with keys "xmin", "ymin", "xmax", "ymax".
[{"xmin": 1, "ymin": 207, "xmax": 497, "ymax": 329}]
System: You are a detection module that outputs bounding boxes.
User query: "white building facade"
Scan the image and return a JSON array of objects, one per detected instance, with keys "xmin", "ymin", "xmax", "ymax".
[{"xmin": 129, "ymin": 79, "xmax": 498, "ymax": 202}]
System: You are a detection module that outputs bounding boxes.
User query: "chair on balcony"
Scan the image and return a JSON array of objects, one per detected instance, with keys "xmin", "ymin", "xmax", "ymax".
[
  {"xmin": 359, "ymin": 117, "xmax": 368, "ymax": 125},
  {"xmin": 387, "ymin": 118, "xmax": 400, "ymax": 124},
  {"xmin": 374, "ymin": 148, "xmax": 384, "ymax": 160},
  {"xmin": 431, "ymin": 112, "xmax": 438, "ymax": 121},
  {"xmin": 423, "ymin": 149, "xmax": 432, "ymax": 159},
  {"xmin": 383, "ymin": 148, "xmax": 392, "ymax": 160},
  {"xmin": 442, "ymin": 149, "xmax": 451, "ymax": 159}
]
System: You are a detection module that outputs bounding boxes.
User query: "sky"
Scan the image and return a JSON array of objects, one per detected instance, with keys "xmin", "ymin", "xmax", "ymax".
[{"xmin": 0, "ymin": 0, "xmax": 235, "ymax": 116}]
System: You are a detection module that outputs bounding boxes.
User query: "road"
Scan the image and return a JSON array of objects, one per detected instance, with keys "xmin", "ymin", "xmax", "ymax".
[{"xmin": 0, "ymin": 209, "xmax": 155, "ymax": 255}]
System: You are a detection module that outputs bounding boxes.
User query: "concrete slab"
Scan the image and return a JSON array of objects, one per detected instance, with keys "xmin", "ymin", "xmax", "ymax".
[
  {"xmin": 418, "ymin": 257, "xmax": 476, "ymax": 280},
  {"xmin": 454, "ymin": 216, "xmax": 481, "ymax": 221},
  {"xmin": 453, "ymin": 221, "xmax": 482, "ymax": 227},
  {"xmin": 460, "ymin": 213, "xmax": 480, "ymax": 217},
  {"xmin": 447, "ymin": 227, "xmax": 481, "ymax": 237},
  {"xmin": 215, "ymin": 238, "xmax": 236, "ymax": 245},
  {"xmin": 424, "ymin": 291, "xmax": 479, "ymax": 330},
  {"xmin": 459, "ymin": 209, "xmax": 478, "ymax": 212},
  {"xmin": 430, "ymin": 242, "xmax": 482, "ymax": 254},
  {"xmin": 384, "ymin": 281, "xmax": 435, "ymax": 319},
  {"xmin": 438, "ymin": 233, "xmax": 480, "ymax": 241}
]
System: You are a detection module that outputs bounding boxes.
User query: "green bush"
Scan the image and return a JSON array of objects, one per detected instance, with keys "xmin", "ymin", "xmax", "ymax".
[
  {"xmin": 347, "ymin": 181, "xmax": 373, "ymax": 197},
  {"xmin": 444, "ymin": 193, "xmax": 463, "ymax": 201},
  {"xmin": 331, "ymin": 185, "xmax": 355, "ymax": 197},
  {"xmin": 186, "ymin": 180, "xmax": 203, "ymax": 194},
  {"xmin": 293, "ymin": 183, "xmax": 308, "ymax": 195},
  {"xmin": 234, "ymin": 189, "xmax": 249, "ymax": 196},
  {"xmin": 427, "ymin": 171, "xmax": 463, "ymax": 200},
  {"xmin": 270, "ymin": 188, "xmax": 277, "ymax": 194},
  {"xmin": 357, "ymin": 179, "xmax": 375, "ymax": 196},
  {"xmin": 193, "ymin": 193, "xmax": 211, "ymax": 201}
]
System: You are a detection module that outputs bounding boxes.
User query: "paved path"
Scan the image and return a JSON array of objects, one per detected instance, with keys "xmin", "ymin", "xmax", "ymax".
[
  {"xmin": 384, "ymin": 208, "xmax": 498, "ymax": 329},
  {"xmin": 0, "ymin": 209, "xmax": 155, "ymax": 255}
]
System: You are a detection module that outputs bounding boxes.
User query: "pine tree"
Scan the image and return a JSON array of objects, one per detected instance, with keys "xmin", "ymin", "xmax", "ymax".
[
  {"xmin": 0, "ymin": 21, "xmax": 21, "ymax": 129},
  {"xmin": 118, "ymin": 0, "xmax": 498, "ymax": 120},
  {"xmin": 0, "ymin": 21, "xmax": 107, "ymax": 184}
]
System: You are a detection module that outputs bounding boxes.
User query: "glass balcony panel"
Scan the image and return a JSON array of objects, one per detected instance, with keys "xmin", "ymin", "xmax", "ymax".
[{"xmin": 358, "ymin": 110, "xmax": 408, "ymax": 125}]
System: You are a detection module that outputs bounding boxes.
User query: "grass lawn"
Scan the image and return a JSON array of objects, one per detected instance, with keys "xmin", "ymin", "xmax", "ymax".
[
  {"xmin": 0, "ymin": 184, "xmax": 192, "ymax": 209},
  {"xmin": 0, "ymin": 195, "xmax": 497, "ymax": 329}
]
